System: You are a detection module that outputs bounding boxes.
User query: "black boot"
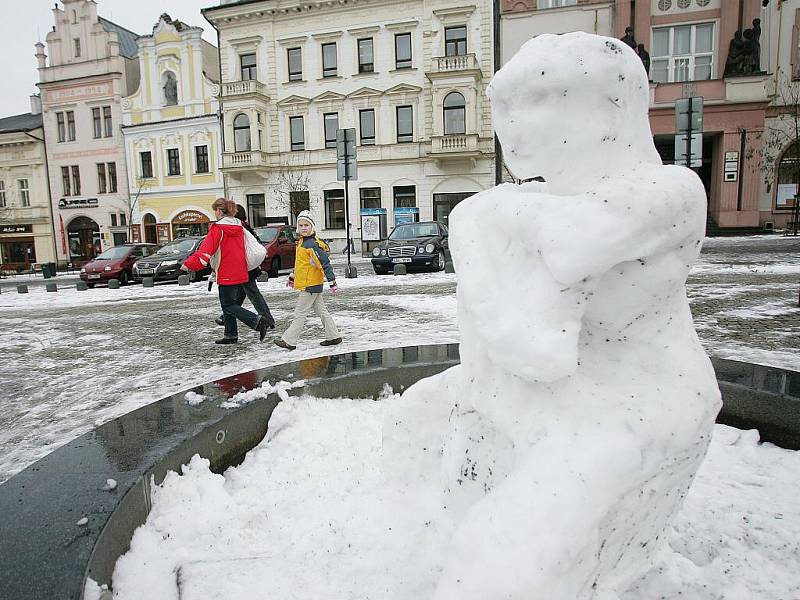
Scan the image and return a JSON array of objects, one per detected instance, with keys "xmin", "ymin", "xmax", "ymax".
[{"xmin": 215, "ymin": 338, "xmax": 237, "ymax": 345}]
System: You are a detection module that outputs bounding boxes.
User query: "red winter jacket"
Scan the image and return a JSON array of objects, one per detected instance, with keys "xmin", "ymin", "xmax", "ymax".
[{"xmin": 183, "ymin": 217, "xmax": 249, "ymax": 285}]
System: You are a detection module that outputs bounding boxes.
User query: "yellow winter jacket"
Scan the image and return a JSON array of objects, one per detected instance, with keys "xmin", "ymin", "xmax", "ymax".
[{"xmin": 293, "ymin": 235, "xmax": 334, "ymax": 291}]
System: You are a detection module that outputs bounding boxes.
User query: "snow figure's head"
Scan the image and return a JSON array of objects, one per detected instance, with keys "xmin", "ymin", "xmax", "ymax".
[{"xmin": 489, "ymin": 32, "xmax": 660, "ymax": 191}]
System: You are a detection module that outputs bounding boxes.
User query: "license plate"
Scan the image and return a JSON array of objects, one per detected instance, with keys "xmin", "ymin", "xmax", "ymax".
[
  {"xmin": 392, "ymin": 258, "xmax": 412, "ymax": 264},
  {"xmin": 138, "ymin": 268, "xmax": 154, "ymax": 275},
  {"xmin": 88, "ymin": 274, "xmax": 101, "ymax": 280}
]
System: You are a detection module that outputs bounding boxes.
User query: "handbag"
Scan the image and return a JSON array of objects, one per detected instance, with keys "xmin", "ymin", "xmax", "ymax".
[{"xmin": 244, "ymin": 226, "xmax": 267, "ymax": 271}]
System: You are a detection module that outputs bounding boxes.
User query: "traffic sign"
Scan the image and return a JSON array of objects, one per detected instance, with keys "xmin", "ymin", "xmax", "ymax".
[{"xmin": 675, "ymin": 97, "xmax": 703, "ymax": 134}]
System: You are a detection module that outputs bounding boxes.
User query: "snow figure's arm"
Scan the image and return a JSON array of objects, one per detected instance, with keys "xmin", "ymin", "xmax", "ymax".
[{"xmin": 531, "ymin": 169, "xmax": 706, "ymax": 286}]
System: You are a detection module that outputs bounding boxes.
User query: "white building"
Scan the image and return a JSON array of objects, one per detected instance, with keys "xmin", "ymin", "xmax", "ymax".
[
  {"xmin": 203, "ymin": 0, "xmax": 495, "ymax": 251},
  {"xmin": 0, "ymin": 97, "xmax": 57, "ymax": 271},
  {"xmin": 121, "ymin": 14, "xmax": 223, "ymax": 244},
  {"xmin": 36, "ymin": 0, "xmax": 140, "ymax": 267}
]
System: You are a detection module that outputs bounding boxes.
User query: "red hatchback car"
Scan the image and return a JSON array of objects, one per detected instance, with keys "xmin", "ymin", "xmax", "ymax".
[
  {"xmin": 80, "ymin": 244, "xmax": 158, "ymax": 287},
  {"xmin": 254, "ymin": 225, "xmax": 297, "ymax": 277}
]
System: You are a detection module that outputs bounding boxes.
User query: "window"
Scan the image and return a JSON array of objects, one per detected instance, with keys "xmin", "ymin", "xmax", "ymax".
[
  {"xmin": 434, "ymin": 192, "xmax": 471, "ymax": 224},
  {"xmin": 103, "ymin": 106, "xmax": 112, "ymax": 137},
  {"xmin": 67, "ymin": 111, "xmax": 76, "ymax": 141},
  {"xmin": 97, "ymin": 163, "xmax": 107, "ymax": 194},
  {"xmin": 72, "ymin": 165, "xmax": 81, "ymax": 195},
  {"xmin": 396, "ymin": 105, "xmax": 413, "ymax": 143},
  {"xmin": 324, "ymin": 189, "xmax": 345, "ymax": 229},
  {"xmin": 61, "ymin": 166, "xmax": 71, "ymax": 196},
  {"xmin": 0, "ymin": 181, "xmax": 5, "ymax": 208},
  {"xmin": 290, "ymin": 191, "xmax": 310, "ymax": 222},
  {"xmin": 359, "ymin": 109, "xmax": 375, "ymax": 145},
  {"xmin": 290, "ymin": 116, "xmax": 305, "ymax": 151},
  {"xmin": 195, "ymin": 145, "xmax": 209, "ymax": 173},
  {"xmin": 652, "ymin": 23, "xmax": 714, "ymax": 83},
  {"xmin": 110, "ymin": 213, "xmax": 117, "ymax": 227},
  {"xmin": 395, "ymin": 33, "xmax": 412, "ymax": 69},
  {"xmin": 233, "ymin": 113, "xmax": 251, "ymax": 152},
  {"xmin": 246, "ymin": 193, "xmax": 266, "ymax": 227},
  {"xmin": 288, "ymin": 47, "xmax": 302, "ymax": 81},
  {"xmin": 445, "ymin": 26, "xmax": 467, "ymax": 56},
  {"xmin": 240, "ymin": 53, "xmax": 257, "ymax": 81},
  {"xmin": 360, "ymin": 187, "xmax": 381, "ymax": 209},
  {"xmin": 322, "ymin": 42, "xmax": 337, "ymax": 77},
  {"xmin": 393, "ymin": 185, "xmax": 416, "ymax": 208},
  {"xmin": 74, "ymin": 38, "xmax": 81, "ymax": 58},
  {"xmin": 92, "ymin": 108, "xmax": 102, "ymax": 138},
  {"xmin": 358, "ymin": 38, "xmax": 374, "ymax": 73},
  {"xmin": 775, "ymin": 141, "xmax": 800, "ymax": 209},
  {"xmin": 140, "ymin": 151, "xmax": 153, "ymax": 178},
  {"xmin": 120, "ymin": 213, "xmax": 127, "ymax": 226},
  {"xmin": 324, "ymin": 113, "xmax": 339, "ymax": 149},
  {"xmin": 167, "ymin": 149, "xmax": 181, "ymax": 176},
  {"xmin": 107, "ymin": 162, "xmax": 117, "ymax": 193},
  {"xmin": 18, "ymin": 179, "xmax": 30, "ymax": 207},
  {"xmin": 56, "ymin": 112, "xmax": 66, "ymax": 143},
  {"xmin": 537, "ymin": 0, "xmax": 577, "ymax": 7},
  {"xmin": 443, "ymin": 92, "xmax": 466, "ymax": 135}
]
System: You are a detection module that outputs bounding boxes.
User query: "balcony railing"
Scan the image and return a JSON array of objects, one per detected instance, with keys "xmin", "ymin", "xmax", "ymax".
[
  {"xmin": 221, "ymin": 80, "xmax": 268, "ymax": 99},
  {"xmin": 431, "ymin": 133, "xmax": 479, "ymax": 155},
  {"xmin": 429, "ymin": 53, "xmax": 481, "ymax": 77},
  {"xmin": 222, "ymin": 150, "xmax": 272, "ymax": 169}
]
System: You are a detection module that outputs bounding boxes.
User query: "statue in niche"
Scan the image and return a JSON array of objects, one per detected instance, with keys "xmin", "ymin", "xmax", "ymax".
[
  {"xmin": 724, "ymin": 19, "xmax": 762, "ymax": 77},
  {"xmin": 724, "ymin": 30, "xmax": 745, "ymax": 77},
  {"xmin": 620, "ymin": 26, "xmax": 636, "ymax": 51},
  {"xmin": 637, "ymin": 43, "xmax": 651, "ymax": 79},
  {"xmin": 163, "ymin": 72, "xmax": 178, "ymax": 106}
]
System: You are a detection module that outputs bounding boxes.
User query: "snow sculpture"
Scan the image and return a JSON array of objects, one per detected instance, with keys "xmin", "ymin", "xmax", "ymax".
[{"xmin": 424, "ymin": 32, "xmax": 721, "ymax": 599}]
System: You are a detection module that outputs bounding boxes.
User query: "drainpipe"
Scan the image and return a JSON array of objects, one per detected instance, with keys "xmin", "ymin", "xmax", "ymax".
[
  {"xmin": 24, "ymin": 130, "xmax": 59, "ymax": 268},
  {"xmin": 208, "ymin": 18, "xmax": 228, "ymax": 199},
  {"xmin": 493, "ymin": 0, "xmax": 502, "ymax": 185},
  {"xmin": 737, "ymin": 128, "xmax": 746, "ymax": 212}
]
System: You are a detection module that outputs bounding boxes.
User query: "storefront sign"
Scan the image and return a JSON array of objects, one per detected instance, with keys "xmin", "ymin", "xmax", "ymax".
[
  {"xmin": 59, "ymin": 198, "xmax": 99, "ymax": 210},
  {"xmin": 0, "ymin": 224, "xmax": 33, "ymax": 234},
  {"xmin": 172, "ymin": 210, "xmax": 209, "ymax": 224}
]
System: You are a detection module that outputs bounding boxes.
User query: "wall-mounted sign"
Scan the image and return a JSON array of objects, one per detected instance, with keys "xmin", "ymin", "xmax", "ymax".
[
  {"xmin": 724, "ymin": 172, "xmax": 738, "ymax": 182},
  {"xmin": 0, "ymin": 224, "xmax": 33, "ymax": 234},
  {"xmin": 724, "ymin": 151, "xmax": 739, "ymax": 162},
  {"xmin": 724, "ymin": 162, "xmax": 738, "ymax": 172},
  {"xmin": 172, "ymin": 210, "xmax": 209, "ymax": 224},
  {"xmin": 58, "ymin": 197, "xmax": 99, "ymax": 210}
]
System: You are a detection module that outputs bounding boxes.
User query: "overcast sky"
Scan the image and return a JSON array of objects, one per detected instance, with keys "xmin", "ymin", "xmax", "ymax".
[{"xmin": 0, "ymin": 0, "xmax": 218, "ymax": 117}]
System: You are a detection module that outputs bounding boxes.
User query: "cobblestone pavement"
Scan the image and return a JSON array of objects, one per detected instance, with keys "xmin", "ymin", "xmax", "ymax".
[{"xmin": 0, "ymin": 235, "xmax": 798, "ymax": 483}]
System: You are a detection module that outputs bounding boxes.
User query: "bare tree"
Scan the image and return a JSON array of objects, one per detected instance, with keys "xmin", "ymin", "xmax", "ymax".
[
  {"xmin": 749, "ymin": 71, "xmax": 800, "ymax": 235},
  {"xmin": 271, "ymin": 153, "xmax": 317, "ymax": 223},
  {"xmin": 125, "ymin": 178, "xmax": 150, "ymax": 242}
]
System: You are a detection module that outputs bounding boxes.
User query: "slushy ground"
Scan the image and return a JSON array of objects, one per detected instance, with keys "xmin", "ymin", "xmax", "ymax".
[{"xmin": 1, "ymin": 235, "xmax": 799, "ymax": 484}]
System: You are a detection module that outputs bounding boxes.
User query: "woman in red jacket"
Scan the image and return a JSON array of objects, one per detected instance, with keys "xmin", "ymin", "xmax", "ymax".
[{"xmin": 181, "ymin": 198, "xmax": 269, "ymax": 345}]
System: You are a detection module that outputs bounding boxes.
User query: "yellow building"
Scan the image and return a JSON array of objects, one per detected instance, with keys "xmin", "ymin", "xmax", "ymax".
[{"xmin": 121, "ymin": 14, "xmax": 222, "ymax": 244}]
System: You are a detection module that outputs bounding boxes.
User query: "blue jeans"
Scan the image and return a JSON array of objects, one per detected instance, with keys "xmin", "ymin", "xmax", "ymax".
[
  {"xmin": 237, "ymin": 278, "xmax": 274, "ymax": 326},
  {"xmin": 218, "ymin": 284, "xmax": 261, "ymax": 339}
]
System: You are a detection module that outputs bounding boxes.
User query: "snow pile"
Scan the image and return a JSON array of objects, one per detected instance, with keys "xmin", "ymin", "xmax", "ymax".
[
  {"xmin": 398, "ymin": 32, "xmax": 722, "ymax": 599},
  {"xmin": 183, "ymin": 391, "xmax": 206, "ymax": 406},
  {"xmin": 219, "ymin": 379, "xmax": 305, "ymax": 409}
]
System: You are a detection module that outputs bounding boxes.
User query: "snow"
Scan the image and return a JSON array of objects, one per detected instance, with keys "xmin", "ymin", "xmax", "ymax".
[
  {"xmin": 183, "ymin": 391, "xmax": 207, "ymax": 406},
  {"xmin": 112, "ymin": 395, "xmax": 800, "ymax": 600}
]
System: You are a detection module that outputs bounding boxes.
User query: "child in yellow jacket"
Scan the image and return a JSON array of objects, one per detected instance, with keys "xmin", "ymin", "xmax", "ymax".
[{"xmin": 274, "ymin": 210, "xmax": 341, "ymax": 350}]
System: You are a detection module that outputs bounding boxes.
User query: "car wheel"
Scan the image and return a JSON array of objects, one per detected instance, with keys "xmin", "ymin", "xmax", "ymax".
[
  {"xmin": 119, "ymin": 271, "xmax": 130, "ymax": 286},
  {"xmin": 269, "ymin": 257, "xmax": 280, "ymax": 278},
  {"xmin": 436, "ymin": 250, "xmax": 446, "ymax": 271},
  {"xmin": 86, "ymin": 282, "xmax": 95, "ymax": 289},
  {"xmin": 373, "ymin": 266, "xmax": 388, "ymax": 275}
]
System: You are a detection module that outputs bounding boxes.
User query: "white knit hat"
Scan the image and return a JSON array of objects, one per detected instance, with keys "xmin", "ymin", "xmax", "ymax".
[{"xmin": 296, "ymin": 210, "xmax": 315, "ymax": 230}]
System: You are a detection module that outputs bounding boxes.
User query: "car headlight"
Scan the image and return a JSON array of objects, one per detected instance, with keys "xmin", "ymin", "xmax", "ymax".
[
  {"xmin": 80, "ymin": 267, "xmax": 86, "ymax": 273},
  {"xmin": 380, "ymin": 249, "xmax": 387, "ymax": 256},
  {"xmin": 417, "ymin": 246, "xmax": 425, "ymax": 254},
  {"xmin": 425, "ymin": 243, "xmax": 435, "ymax": 254},
  {"xmin": 161, "ymin": 259, "xmax": 179, "ymax": 267},
  {"xmin": 104, "ymin": 266, "xmax": 112, "ymax": 271},
  {"xmin": 372, "ymin": 247, "xmax": 381, "ymax": 257}
]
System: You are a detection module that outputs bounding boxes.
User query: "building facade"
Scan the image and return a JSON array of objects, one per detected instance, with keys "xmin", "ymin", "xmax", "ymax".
[
  {"xmin": 122, "ymin": 14, "xmax": 223, "ymax": 245},
  {"xmin": 0, "ymin": 97, "xmax": 56, "ymax": 271},
  {"xmin": 36, "ymin": 0, "xmax": 140, "ymax": 267},
  {"xmin": 501, "ymin": 0, "xmax": 771, "ymax": 231},
  {"xmin": 203, "ymin": 0, "xmax": 495, "ymax": 252}
]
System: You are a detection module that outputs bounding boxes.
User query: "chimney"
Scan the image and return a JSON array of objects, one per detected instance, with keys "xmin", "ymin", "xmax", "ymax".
[
  {"xmin": 35, "ymin": 42, "xmax": 47, "ymax": 69},
  {"xmin": 30, "ymin": 95, "xmax": 42, "ymax": 115}
]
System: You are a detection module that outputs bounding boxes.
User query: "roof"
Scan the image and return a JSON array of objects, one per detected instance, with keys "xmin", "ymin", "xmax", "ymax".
[
  {"xmin": 0, "ymin": 112, "xmax": 43, "ymax": 134},
  {"xmin": 98, "ymin": 17, "xmax": 139, "ymax": 59}
]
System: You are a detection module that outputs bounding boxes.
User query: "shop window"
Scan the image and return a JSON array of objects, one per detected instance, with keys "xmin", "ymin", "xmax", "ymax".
[
  {"xmin": 290, "ymin": 116, "xmax": 304, "ymax": 151},
  {"xmin": 358, "ymin": 38, "xmax": 374, "ymax": 73},
  {"xmin": 360, "ymin": 187, "xmax": 381, "ymax": 209},
  {"xmin": 288, "ymin": 47, "xmax": 302, "ymax": 81},
  {"xmin": 434, "ymin": 192, "xmax": 472, "ymax": 224},
  {"xmin": 234, "ymin": 113, "xmax": 251, "ymax": 152},
  {"xmin": 443, "ymin": 92, "xmax": 466, "ymax": 135},
  {"xmin": 395, "ymin": 33, "xmax": 412, "ymax": 69},
  {"xmin": 324, "ymin": 189, "xmax": 345, "ymax": 229},
  {"xmin": 359, "ymin": 109, "xmax": 375, "ymax": 145},
  {"xmin": 445, "ymin": 26, "xmax": 467, "ymax": 56},
  {"xmin": 324, "ymin": 113, "xmax": 339, "ymax": 149},
  {"xmin": 393, "ymin": 185, "xmax": 416, "ymax": 208}
]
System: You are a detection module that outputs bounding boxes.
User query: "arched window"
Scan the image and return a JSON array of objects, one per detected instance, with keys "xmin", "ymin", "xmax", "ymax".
[
  {"xmin": 162, "ymin": 72, "xmax": 178, "ymax": 106},
  {"xmin": 443, "ymin": 92, "xmax": 466, "ymax": 135},
  {"xmin": 776, "ymin": 140, "xmax": 800, "ymax": 210},
  {"xmin": 233, "ymin": 113, "xmax": 251, "ymax": 152}
]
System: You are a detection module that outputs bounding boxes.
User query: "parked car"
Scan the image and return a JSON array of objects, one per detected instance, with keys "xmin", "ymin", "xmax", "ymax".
[
  {"xmin": 371, "ymin": 221, "xmax": 449, "ymax": 275},
  {"xmin": 253, "ymin": 225, "xmax": 297, "ymax": 277},
  {"xmin": 132, "ymin": 237, "xmax": 211, "ymax": 283},
  {"xmin": 80, "ymin": 244, "xmax": 158, "ymax": 287}
]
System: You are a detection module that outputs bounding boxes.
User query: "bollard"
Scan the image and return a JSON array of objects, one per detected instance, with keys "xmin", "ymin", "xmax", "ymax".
[
  {"xmin": 17, "ymin": 285, "xmax": 28, "ymax": 294},
  {"xmin": 177, "ymin": 274, "xmax": 190, "ymax": 286},
  {"xmin": 445, "ymin": 261, "xmax": 456, "ymax": 274},
  {"xmin": 76, "ymin": 281, "xmax": 88, "ymax": 291},
  {"xmin": 257, "ymin": 272, "xmax": 269, "ymax": 282},
  {"xmin": 108, "ymin": 279, "xmax": 120, "ymax": 289},
  {"xmin": 393, "ymin": 264, "xmax": 407, "ymax": 276},
  {"xmin": 46, "ymin": 283, "xmax": 58, "ymax": 293},
  {"xmin": 345, "ymin": 265, "xmax": 358, "ymax": 279},
  {"xmin": 142, "ymin": 277, "xmax": 155, "ymax": 288}
]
